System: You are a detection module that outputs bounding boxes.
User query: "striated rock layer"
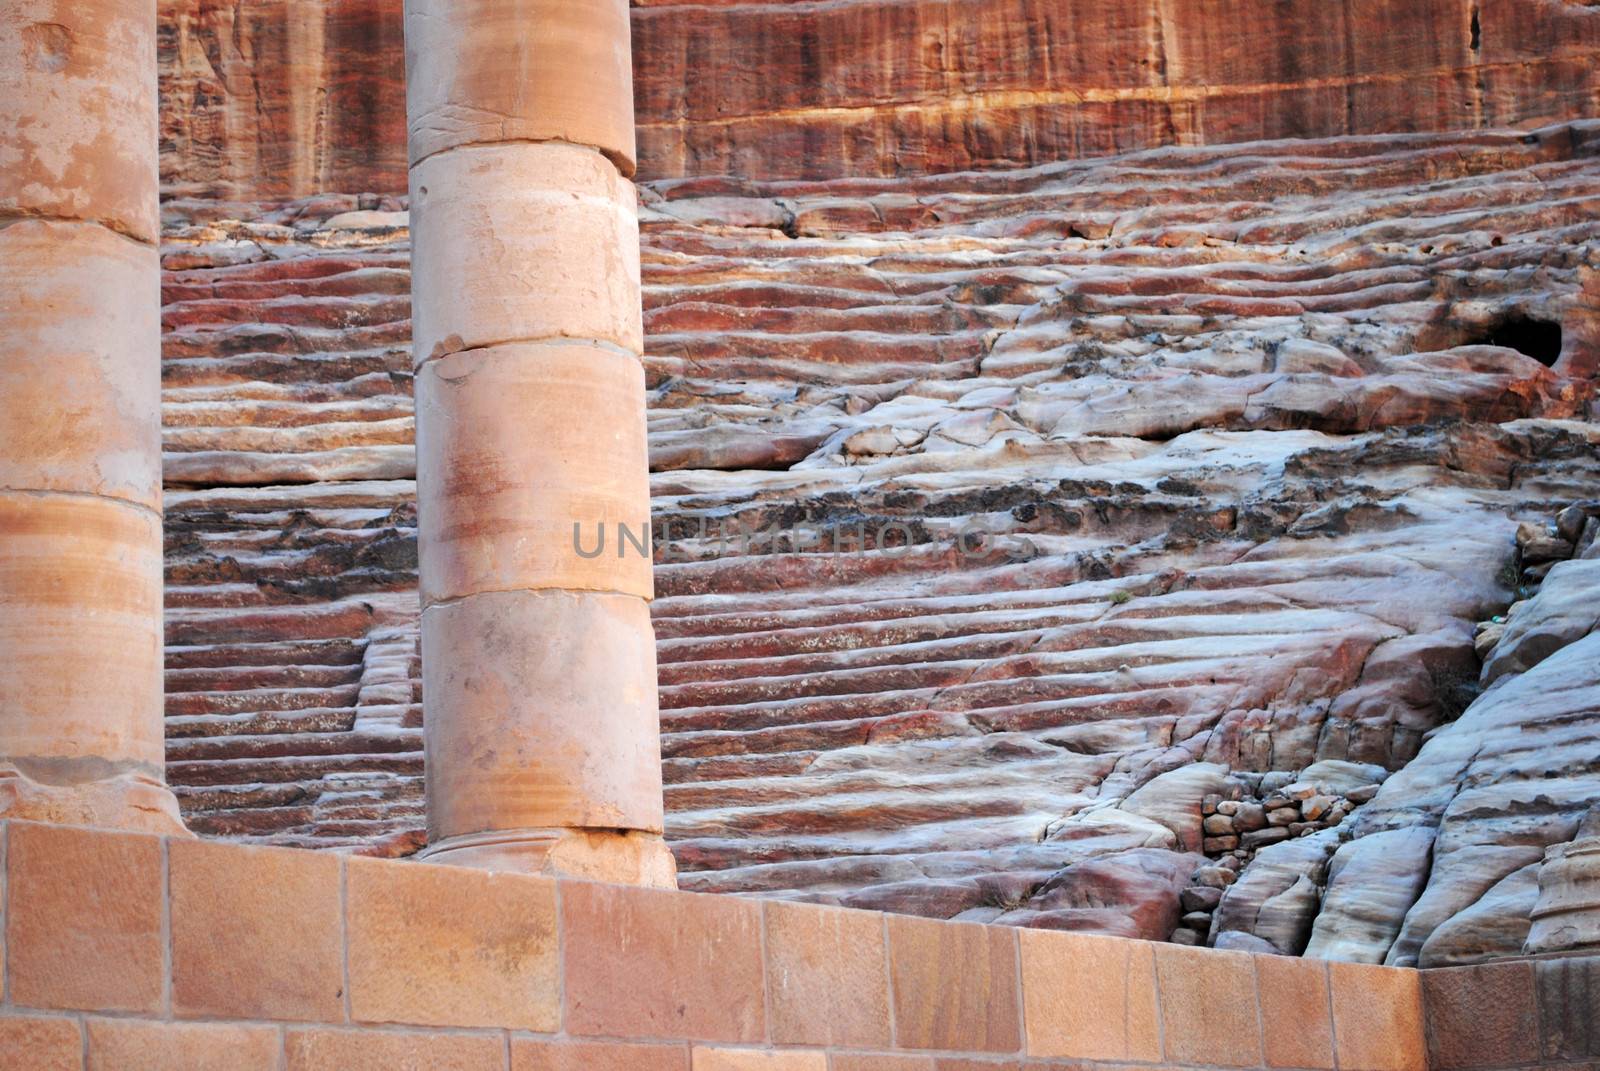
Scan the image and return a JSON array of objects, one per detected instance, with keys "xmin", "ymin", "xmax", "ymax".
[
  {"xmin": 157, "ymin": 0, "xmax": 1600, "ymax": 199},
  {"xmin": 1304, "ymin": 520, "xmax": 1600, "ymax": 966},
  {"xmin": 159, "ymin": 124, "xmax": 1600, "ymax": 946}
]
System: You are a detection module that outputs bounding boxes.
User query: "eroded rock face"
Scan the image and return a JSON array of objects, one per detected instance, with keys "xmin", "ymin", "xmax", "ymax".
[
  {"xmin": 157, "ymin": 124, "xmax": 1600, "ymax": 948},
  {"xmin": 1303, "ymin": 527, "xmax": 1600, "ymax": 965},
  {"xmin": 155, "ymin": 0, "xmax": 1600, "ymax": 198}
]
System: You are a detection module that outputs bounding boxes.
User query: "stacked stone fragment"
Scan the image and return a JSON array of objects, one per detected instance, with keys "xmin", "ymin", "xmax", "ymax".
[{"xmin": 1172, "ymin": 765, "xmax": 1384, "ymax": 946}]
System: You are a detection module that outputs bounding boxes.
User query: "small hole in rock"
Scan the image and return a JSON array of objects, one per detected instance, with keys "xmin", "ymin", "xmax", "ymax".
[
  {"xmin": 1474, "ymin": 313, "xmax": 1564, "ymax": 367},
  {"xmin": 22, "ymin": 23, "xmax": 71, "ymax": 73}
]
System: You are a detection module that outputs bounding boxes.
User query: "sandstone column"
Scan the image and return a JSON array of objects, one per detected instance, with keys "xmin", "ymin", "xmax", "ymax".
[
  {"xmin": 0, "ymin": 0, "xmax": 184, "ymax": 833},
  {"xmin": 406, "ymin": 0, "xmax": 673, "ymax": 885}
]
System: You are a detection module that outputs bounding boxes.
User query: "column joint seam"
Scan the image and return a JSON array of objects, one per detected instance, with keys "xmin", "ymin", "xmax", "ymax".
[
  {"xmin": 408, "ymin": 136, "xmax": 632, "ymax": 180},
  {"xmin": 421, "ymin": 586, "xmax": 654, "ymax": 612},
  {"xmin": 0, "ymin": 211, "xmax": 158, "ymax": 250},
  {"xmin": 415, "ymin": 335, "xmax": 644, "ymax": 372},
  {"xmin": 0, "ymin": 487, "xmax": 163, "ymax": 523}
]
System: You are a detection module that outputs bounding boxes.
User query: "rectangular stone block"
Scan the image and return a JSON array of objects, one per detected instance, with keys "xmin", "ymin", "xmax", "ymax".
[
  {"xmin": 0, "ymin": 495, "xmax": 164, "ymax": 777},
  {"xmin": 86, "ymin": 1019, "xmax": 279, "ymax": 1071},
  {"xmin": 765, "ymin": 901, "xmax": 892, "ymax": 1048},
  {"xmin": 1535, "ymin": 954, "xmax": 1600, "ymax": 1061},
  {"xmin": 415, "ymin": 340, "xmax": 651, "ymax": 604},
  {"xmin": 562, "ymin": 881, "xmax": 765, "ymax": 1042},
  {"xmin": 1329, "ymin": 961, "xmax": 1426, "ymax": 1071},
  {"xmin": 0, "ymin": 0, "xmax": 160, "ymax": 241},
  {"xmin": 1154, "ymin": 944, "xmax": 1263, "ymax": 1068},
  {"xmin": 404, "ymin": 0, "xmax": 636, "ymax": 171},
  {"xmin": 285, "ymin": 1028, "xmax": 504, "ymax": 1071},
  {"xmin": 6, "ymin": 822, "xmax": 162, "ymax": 1013},
  {"xmin": 692, "ymin": 1050, "xmax": 827, "ymax": 1071},
  {"xmin": 1422, "ymin": 961, "xmax": 1538, "ymax": 1070},
  {"xmin": 885, "ymin": 915, "xmax": 1020, "ymax": 1053},
  {"xmin": 347, "ymin": 855, "xmax": 558, "ymax": 1030},
  {"xmin": 1, "ymin": 823, "xmax": 8, "ymax": 1002},
  {"xmin": 1019, "ymin": 930, "xmax": 1159, "ymax": 1061},
  {"xmin": 512, "ymin": 1039, "xmax": 689, "ymax": 1071},
  {"xmin": 0, "ymin": 1014, "xmax": 82, "ymax": 1071},
  {"xmin": 170, "ymin": 838, "xmax": 345, "ymax": 1022},
  {"xmin": 1256, "ymin": 954, "xmax": 1334, "ymax": 1070},
  {"xmin": 422, "ymin": 590, "xmax": 663, "ymax": 840},
  {"xmin": 409, "ymin": 141, "xmax": 643, "ymax": 362},
  {"xmin": 827, "ymin": 1057, "xmax": 934, "ymax": 1071},
  {"xmin": 0, "ymin": 220, "xmax": 161, "ymax": 509}
]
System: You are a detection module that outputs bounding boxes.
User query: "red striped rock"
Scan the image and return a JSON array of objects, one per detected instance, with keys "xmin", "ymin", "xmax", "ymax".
[{"xmin": 158, "ymin": 126, "xmax": 1600, "ymax": 942}]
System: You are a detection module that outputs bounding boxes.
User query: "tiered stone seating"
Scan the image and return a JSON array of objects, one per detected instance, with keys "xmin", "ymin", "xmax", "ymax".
[{"xmin": 159, "ymin": 124, "xmax": 1600, "ymax": 949}]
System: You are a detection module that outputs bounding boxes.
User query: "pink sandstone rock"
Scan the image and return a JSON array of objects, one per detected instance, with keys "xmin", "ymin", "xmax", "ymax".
[
  {"xmin": 155, "ymin": 0, "xmax": 1600, "ymax": 197},
  {"xmin": 154, "ymin": 123, "xmax": 1600, "ymax": 947}
]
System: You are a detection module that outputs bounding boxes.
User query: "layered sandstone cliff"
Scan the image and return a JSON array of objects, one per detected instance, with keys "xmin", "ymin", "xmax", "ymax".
[
  {"xmin": 158, "ymin": 122, "xmax": 1600, "ymax": 959},
  {"xmin": 158, "ymin": 0, "xmax": 1600, "ymax": 199}
]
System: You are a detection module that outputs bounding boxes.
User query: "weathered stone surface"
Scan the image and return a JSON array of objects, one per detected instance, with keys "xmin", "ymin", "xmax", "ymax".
[
  {"xmin": 89, "ymin": 1020, "xmax": 280, "ymax": 1071},
  {"xmin": 404, "ymin": 0, "xmax": 635, "ymax": 172},
  {"xmin": 7, "ymin": 823, "xmax": 163, "ymax": 1014},
  {"xmin": 1306, "ymin": 828, "xmax": 1438, "ymax": 962},
  {"xmin": 4, "ymin": 0, "xmax": 159, "ymax": 240},
  {"xmin": 1419, "ymin": 863, "xmax": 1540, "ymax": 965},
  {"xmin": 286, "ymin": 1029, "xmax": 505, "ymax": 1071},
  {"xmin": 691, "ymin": 1051, "xmax": 827, "ymax": 1071},
  {"xmin": 0, "ymin": 221, "xmax": 161, "ymax": 509},
  {"xmin": 1154, "ymin": 945, "xmax": 1262, "ymax": 1067},
  {"xmin": 886, "ymin": 914, "xmax": 1020, "ymax": 1052},
  {"xmin": 1311, "ymin": 623, "xmax": 1600, "ymax": 966},
  {"xmin": 152, "ymin": 123, "xmax": 1600, "ymax": 951},
  {"xmin": 415, "ymin": 341, "xmax": 652, "ymax": 604},
  {"xmin": 1329, "ymin": 962, "xmax": 1427, "ymax": 1071},
  {"xmin": 158, "ymin": 0, "xmax": 406, "ymax": 201},
  {"xmin": 347, "ymin": 856, "xmax": 559, "ymax": 1030},
  {"xmin": 1020, "ymin": 930, "xmax": 1160, "ymax": 1061},
  {"xmin": 562, "ymin": 882, "xmax": 766, "ymax": 1042},
  {"xmin": 1421, "ymin": 961, "xmax": 1540, "ymax": 1071},
  {"xmin": 1482, "ymin": 558, "xmax": 1600, "ymax": 683},
  {"xmin": 170, "ymin": 838, "xmax": 345, "ymax": 1021},
  {"xmin": 155, "ymin": 0, "xmax": 1600, "ymax": 197},
  {"xmin": 1, "ymin": 0, "xmax": 174, "ymax": 832},
  {"xmin": 409, "ymin": 142, "xmax": 642, "ymax": 362},
  {"xmin": 1534, "ymin": 954, "xmax": 1600, "ymax": 1062},
  {"xmin": 1527, "ymin": 833, "xmax": 1600, "ymax": 954},
  {"xmin": 0, "ymin": 1016, "xmax": 82, "ymax": 1071},
  {"xmin": 513, "ymin": 1040, "xmax": 689, "ymax": 1071},
  {"xmin": 1256, "ymin": 954, "xmax": 1335, "ymax": 1070},
  {"xmin": 421, "ymin": 590, "xmax": 663, "ymax": 840},
  {"xmin": 1213, "ymin": 831, "xmax": 1337, "ymax": 956},
  {"xmin": 827, "ymin": 1057, "xmax": 933, "ymax": 1071},
  {"xmin": 1120, "ymin": 762, "xmax": 1232, "ymax": 852},
  {"xmin": 764, "ymin": 901, "xmax": 892, "ymax": 1048}
]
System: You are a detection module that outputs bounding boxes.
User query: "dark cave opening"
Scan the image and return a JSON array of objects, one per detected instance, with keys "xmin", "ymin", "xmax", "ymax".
[{"xmin": 1475, "ymin": 314, "xmax": 1565, "ymax": 367}]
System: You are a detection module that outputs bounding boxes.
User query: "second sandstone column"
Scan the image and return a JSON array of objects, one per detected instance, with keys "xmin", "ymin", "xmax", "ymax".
[{"xmin": 405, "ymin": 0, "xmax": 673, "ymax": 885}]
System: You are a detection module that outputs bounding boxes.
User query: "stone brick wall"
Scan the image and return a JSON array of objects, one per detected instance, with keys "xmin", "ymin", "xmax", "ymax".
[
  {"xmin": 1423, "ymin": 957, "xmax": 1600, "ymax": 1070},
  {"xmin": 0, "ymin": 819, "xmax": 1431, "ymax": 1070}
]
